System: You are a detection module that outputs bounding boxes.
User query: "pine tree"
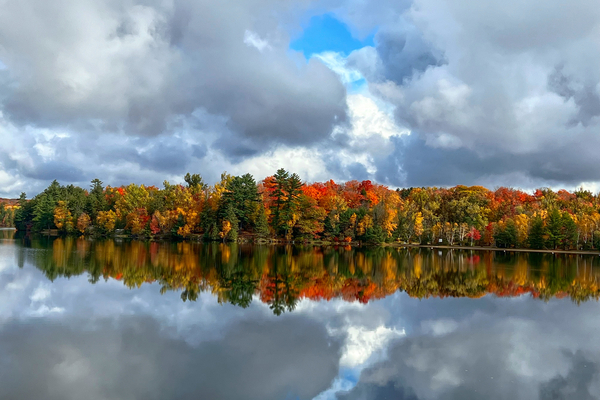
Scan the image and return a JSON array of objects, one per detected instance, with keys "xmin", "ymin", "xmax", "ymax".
[
  {"xmin": 224, "ymin": 204, "xmax": 239, "ymax": 241},
  {"xmin": 86, "ymin": 179, "xmax": 108, "ymax": 221},
  {"xmin": 546, "ymin": 208, "xmax": 564, "ymax": 249},
  {"xmin": 528, "ymin": 216, "xmax": 545, "ymax": 249},
  {"xmin": 270, "ymin": 169, "xmax": 302, "ymax": 239},
  {"xmin": 561, "ymin": 212, "xmax": 578, "ymax": 250},
  {"xmin": 254, "ymin": 205, "xmax": 270, "ymax": 238}
]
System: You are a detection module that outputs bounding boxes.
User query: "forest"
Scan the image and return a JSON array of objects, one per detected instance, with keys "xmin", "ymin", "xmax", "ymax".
[{"xmin": 9, "ymin": 168, "xmax": 600, "ymax": 250}]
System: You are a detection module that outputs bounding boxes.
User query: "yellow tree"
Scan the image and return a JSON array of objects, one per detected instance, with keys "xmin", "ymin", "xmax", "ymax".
[
  {"xmin": 114, "ymin": 184, "xmax": 151, "ymax": 220},
  {"xmin": 379, "ymin": 191, "xmax": 401, "ymax": 239},
  {"xmin": 54, "ymin": 201, "xmax": 73, "ymax": 233},
  {"xmin": 97, "ymin": 210, "xmax": 117, "ymax": 233},
  {"xmin": 77, "ymin": 213, "xmax": 91, "ymax": 234},
  {"xmin": 220, "ymin": 220, "xmax": 232, "ymax": 240},
  {"xmin": 414, "ymin": 212, "xmax": 424, "ymax": 243},
  {"xmin": 513, "ymin": 213, "xmax": 530, "ymax": 246},
  {"xmin": 357, "ymin": 215, "xmax": 373, "ymax": 237}
]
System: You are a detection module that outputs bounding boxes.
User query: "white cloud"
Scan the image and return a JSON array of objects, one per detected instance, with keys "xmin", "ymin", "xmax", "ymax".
[
  {"xmin": 27, "ymin": 304, "xmax": 66, "ymax": 317},
  {"xmin": 347, "ymin": 94, "xmax": 408, "ymax": 140},
  {"xmin": 243, "ymin": 30, "xmax": 272, "ymax": 52},
  {"xmin": 30, "ymin": 284, "xmax": 52, "ymax": 302},
  {"xmin": 233, "ymin": 145, "xmax": 330, "ymax": 182},
  {"xmin": 340, "ymin": 325, "xmax": 406, "ymax": 367}
]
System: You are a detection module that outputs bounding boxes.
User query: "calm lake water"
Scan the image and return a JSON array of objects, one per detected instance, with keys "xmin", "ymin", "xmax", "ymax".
[{"xmin": 1, "ymin": 228, "xmax": 600, "ymax": 399}]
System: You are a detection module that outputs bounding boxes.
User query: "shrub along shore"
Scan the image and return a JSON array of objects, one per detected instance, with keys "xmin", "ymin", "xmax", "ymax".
[{"xmin": 10, "ymin": 169, "xmax": 600, "ymax": 252}]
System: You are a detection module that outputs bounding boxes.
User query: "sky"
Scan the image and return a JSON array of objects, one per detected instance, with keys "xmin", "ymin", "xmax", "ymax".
[
  {"xmin": 0, "ymin": 0, "xmax": 599, "ymax": 197},
  {"xmin": 2, "ymin": 241, "xmax": 600, "ymax": 399}
]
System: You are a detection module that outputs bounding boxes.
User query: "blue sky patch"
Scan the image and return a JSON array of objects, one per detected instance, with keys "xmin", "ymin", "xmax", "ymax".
[{"xmin": 290, "ymin": 13, "xmax": 374, "ymax": 58}]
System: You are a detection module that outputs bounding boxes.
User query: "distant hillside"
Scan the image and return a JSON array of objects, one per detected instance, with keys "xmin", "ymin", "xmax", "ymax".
[{"xmin": 0, "ymin": 198, "xmax": 19, "ymax": 207}]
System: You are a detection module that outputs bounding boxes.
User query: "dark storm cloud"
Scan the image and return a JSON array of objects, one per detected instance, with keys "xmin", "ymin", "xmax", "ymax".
[
  {"xmin": 0, "ymin": 315, "xmax": 341, "ymax": 400},
  {"xmin": 375, "ymin": 134, "xmax": 600, "ymax": 188},
  {"xmin": 191, "ymin": 143, "xmax": 207, "ymax": 159},
  {"xmin": 374, "ymin": 27, "xmax": 445, "ymax": 85},
  {"xmin": 23, "ymin": 161, "xmax": 87, "ymax": 182},
  {"xmin": 136, "ymin": 140, "xmax": 192, "ymax": 174},
  {"xmin": 548, "ymin": 66, "xmax": 600, "ymax": 126},
  {"xmin": 346, "ymin": 162, "xmax": 370, "ymax": 181},
  {"xmin": 0, "ymin": 0, "xmax": 346, "ymax": 152},
  {"xmin": 539, "ymin": 351, "xmax": 599, "ymax": 400},
  {"xmin": 324, "ymin": 157, "xmax": 370, "ymax": 182}
]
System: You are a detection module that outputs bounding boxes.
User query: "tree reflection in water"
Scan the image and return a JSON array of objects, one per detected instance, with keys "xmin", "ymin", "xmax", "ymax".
[{"xmin": 14, "ymin": 235, "xmax": 600, "ymax": 314}]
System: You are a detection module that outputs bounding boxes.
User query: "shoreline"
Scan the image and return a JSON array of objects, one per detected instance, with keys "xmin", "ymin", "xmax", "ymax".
[
  {"xmin": 388, "ymin": 243, "xmax": 600, "ymax": 256},
  {"xmin": 10, "ymin": 228, "xmax": 600, "ymax": 255}
]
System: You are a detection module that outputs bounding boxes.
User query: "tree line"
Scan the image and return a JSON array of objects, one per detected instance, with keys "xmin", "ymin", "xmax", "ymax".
[{"xmin": 11, "ymin": 169, "xmax": 600, "ymax": 250}]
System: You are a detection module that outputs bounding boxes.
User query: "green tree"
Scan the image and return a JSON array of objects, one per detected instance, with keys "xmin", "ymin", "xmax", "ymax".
[
  {"xmin": 220, "ymin": 173, "xmax": 259, "ymax": 230},
  {"xmin": 546, "ymin": 209, "xmax": 564, "ymax": 249},
  {"xmin": 528, "ymin": 216, "xmax": 545, "ymax": 249},
  {"xmin": 86, "ymin": 179, "xmax": 108, "ymax": 221},
  {"xmin": 561, "ymin": 212, "xmax": 578, "ymax": 250},
  {"xmin": 365, "ymin": 225, "xmax": 387, "ymax": 244},
  {"xmin": 223, "ymin": 204, "xmax": 239, "ymax": 241},
  {"xmin": 270, "ymin": 169, "xmax": 302, "ymax": 239},
  {"xmin": 63, "ymin": 184, "xmax": 87, "ymax": 218},
  {"xmin": 184, "ymin": 173, "xmax": 207, "ymax": 195},
  {"xmin": 494, "ymin": 219, "xmax": 517, "ymax": 248},
  {"xmin": 32, "ymin": 181, "xmax": 63, "ymax": 231},
  {"xmin": 14, "ymin": 192, "xmax": 34, "ymax": 231},
  {"xmin": 254, "ymin": 204, "xmax": 270, "ymax": 238}
]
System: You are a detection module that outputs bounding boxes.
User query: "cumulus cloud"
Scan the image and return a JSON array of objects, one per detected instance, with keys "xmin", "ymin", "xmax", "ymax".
[
  {"xmin": 352, "ymin": 0, "xmax": 600, "ymax": 188},
  {"xmin": 0, "ymin": 0, "xmax": 349, "ymax": 194},
  {"xmin": 1, "ymin": 0, "xmax": 599, "ymax": 194},
  {"xmin": 0, "ymin": 0, "xmax": 346, "ymax": 142}
]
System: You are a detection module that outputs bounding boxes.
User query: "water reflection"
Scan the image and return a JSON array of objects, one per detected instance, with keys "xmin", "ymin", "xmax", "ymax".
[
  {"xmin": 3, "ymin": 233, "xmax": 600, "ymax": 399},
  {"xmin": 14, "ymin": 235, "xmax": 600, "ymax": 313},
  {"xmin": 0, "ymin": 315, "xmax": 342, "ymax": 400}
]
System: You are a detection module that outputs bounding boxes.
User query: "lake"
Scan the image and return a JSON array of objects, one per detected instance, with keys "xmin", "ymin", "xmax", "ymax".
[{"xmin": 1, "ymin": 228, "xmax": 600, "ymax": 399}]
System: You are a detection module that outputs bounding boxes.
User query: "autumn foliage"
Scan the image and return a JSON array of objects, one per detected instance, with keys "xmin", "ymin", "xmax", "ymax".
[{"xmin": 12, "ymin": 172, "xmax": 600, "ymax": 250}]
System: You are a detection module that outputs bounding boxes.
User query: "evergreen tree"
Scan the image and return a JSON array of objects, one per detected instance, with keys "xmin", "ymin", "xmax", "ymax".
[
  {"xmin": 220, "ymin": 173, "xmax": 259, "ymax": 230},
  {"xmin": 528, "ymin": 216, "xmax": 545, "ymax": 249},
  {"xmin": 86, "ymin": 179, "xmax": 108, "ymax": 221},
  {"xmin": 184, "ymin": 173, "xmax": 207, "ymax": 195},
  {"xmin": 365, "ymin": 226, "xmax": 386, "ymax": 244},
  {"xmin": 270, "ymin": 168, "xmax": 289, "ymax": 234},
  {"xmin": 494, "ymin": 220, "xmax": 517, "ymax": 248},
  {"xmin": 561, "ymin": 212, "xmax": 578, "ymax": 250},
  {"xmin": 254, "ymin": 204, "xmax": 270, "ymax": 238},
  {"xmin": 33, "ymin": 194, "xmax": 56, "ymax": 231},
  {"xmin": 505, "ymin": 220, "xmax": 518, "ymax": 248},
  {"xmin": 270, "ymin": 169, "xmax": 302, "ymax": 239},
  {"xmin": 546, "ymin": 208, "xmax": 564, "ymax": 249},
  {"xmin": 224, "ymin": 204, "xmax": 239, "ymax": 241},
  {"xmin": 64, "ymin": 184, "xmax": 87, "ymax": 218},
  {"xmin": 14, "ymin": 192, "xmax": 33, "ymax": 231}
]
